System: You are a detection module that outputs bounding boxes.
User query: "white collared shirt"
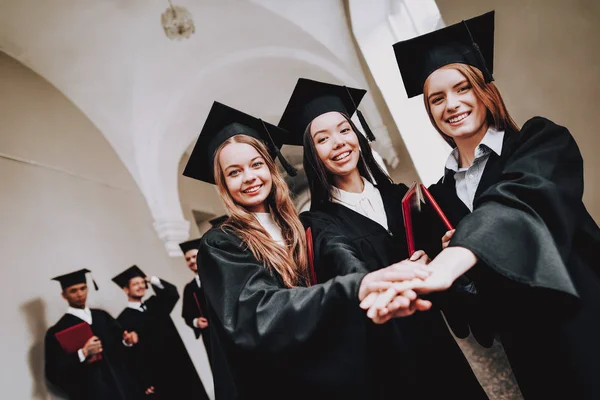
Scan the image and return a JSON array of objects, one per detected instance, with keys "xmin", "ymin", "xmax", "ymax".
[
  {"xmin": 254, "ymin": 212, "xmax": 285, "ymax": 246},
  {"xmin": 195, "ymin": 274, "xmax": 201, "ymax": 288},
  {"xmin": 331, "ymin": 177, "xmax": 389, "ymax": 231},
  {"xmin": 444, "ymin": 127, "xmax": 505, "ymax": 211},
  {"xmin": 67, "ymin": 306, "xmax": 92, "ymax": 325}
]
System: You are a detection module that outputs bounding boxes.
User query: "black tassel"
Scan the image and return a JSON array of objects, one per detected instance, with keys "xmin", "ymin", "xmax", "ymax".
[
  {"xmin": 357, "ymin": 109, "xmax": 376, "ymax": 142},
  {"xmin": 259, "ymin": 120, "xmax": 297, "ymax": 177},
  {"xmin": 462, "ymin": 20, "xmax": 493, "ymax": 83},
  {"xmin": 90, "ymin": 275, "xmax": 99, "ymax": 291},
  {"xmin": 344, "ymin": 86, "xmax": 376, "ymax": 142}
]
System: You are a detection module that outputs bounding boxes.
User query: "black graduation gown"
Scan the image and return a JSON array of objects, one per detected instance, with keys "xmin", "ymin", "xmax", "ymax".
[
  {"xmin": 199, "ymin": 227, "xmax": 378, "ymax": 400},
  {"xmin": 117, "ymin": 279, "xmax": 209, "ymax": 400},
  {"xmin": 427, "ymin": 117, "xmax": 600, "ymax": 399},
  {"xmin": 44, "ymin": 309, "xmax": 143, "ymax": 400},
  {"xmin": 301, "ymin": 184, "xmax": 487, "ymax": 400},
  {"xmin": 182, "ymin": 278, "xmax": 211, "ymax": 362}
]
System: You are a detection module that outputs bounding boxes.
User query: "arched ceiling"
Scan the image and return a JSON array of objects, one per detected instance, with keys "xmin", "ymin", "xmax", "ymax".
[{"xmin": 0, "ymin": 0, "xmax": 394, "ymax": 254}]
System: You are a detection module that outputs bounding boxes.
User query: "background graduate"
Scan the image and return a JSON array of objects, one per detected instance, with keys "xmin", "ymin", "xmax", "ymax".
[
  {"xmin": 277, "ymin": 78, "xmax": 486, "ymax": 399},
  {"xmin": 182, "ymin": 101, "xmax": 428, "ymax": 400},
  {"xmin": 180, "ymin": 237, "xmax": 211, "ymax": 363},
  {"xmin": 44, "ymin": 269, "xmax": 143, "ymax": 400},
  {"xmin": 113, "ymin": 265, "xmax": 209, "ymax": 400},
  {"xmin": 363, "ymin": 10, "xmax": 600, "ymax": 399}
]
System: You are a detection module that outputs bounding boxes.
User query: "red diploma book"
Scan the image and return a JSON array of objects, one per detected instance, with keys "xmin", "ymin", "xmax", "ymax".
[
  {"xmin": 401, "ymin": 181, "xmax": 453, "ymax": 255},
  {"xmin": 55, "ymin": 322, "xmax": 102, "ymax": 362},
  {"xmin": 192, "ymin": 292, "xmax": 204, "ymax": 318}
]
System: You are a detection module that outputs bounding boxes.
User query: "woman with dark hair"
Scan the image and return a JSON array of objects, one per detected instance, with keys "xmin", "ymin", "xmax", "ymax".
[
  {"xmin": 363, "ymin": 10, "xmax": 600, "ymax": 399},
  {"xmin": 278, "ymin": 78, "xmax": 487, "ymax": 399},
  {"xmin": 182, "ymin": 101, "xmax": 430, "ymax": 400}
]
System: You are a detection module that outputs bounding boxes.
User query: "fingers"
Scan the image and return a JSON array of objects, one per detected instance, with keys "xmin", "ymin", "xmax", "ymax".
[
  {"xmin": 367, "ymin": 287, "xmax": 401, "ymax": 319},
  {"xmin": 410, "ymin": 250, "xmax": 425, "ymax": 261},
  {"xmin": 359, "ymin": 292, "xmax": 380, "ymax": 309},
  {"xmin": 441, "ymin": 229, "xmax": 456, "ymax": 249},
  {"xmin": 414, "ymin": 299, "xmax": 432, "ymax": 311}
]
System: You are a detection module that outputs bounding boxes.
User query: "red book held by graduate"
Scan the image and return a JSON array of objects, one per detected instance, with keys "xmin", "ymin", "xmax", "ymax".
[
  {"xmin": 55, "ymin": 322, "xmax": 102, "ymax": 362},
  {"xmin": 401, "ymin": 181, "xmax": 453, "ymax": 255}
]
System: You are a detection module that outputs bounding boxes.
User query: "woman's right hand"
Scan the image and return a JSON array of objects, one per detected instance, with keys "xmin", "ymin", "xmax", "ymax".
[{"xmin": 358, "ymin": 260, "xmax": 430, "ymax": 311}]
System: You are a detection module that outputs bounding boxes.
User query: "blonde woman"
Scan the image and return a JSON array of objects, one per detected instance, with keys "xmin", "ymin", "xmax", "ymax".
[{"xmin": 182, "ymin": 102, "xmax": 427, "ymax": 400}]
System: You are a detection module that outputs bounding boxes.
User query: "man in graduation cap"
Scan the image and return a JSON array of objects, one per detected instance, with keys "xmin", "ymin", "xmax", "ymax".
[
  {"xmin": 113, "ymin": 265, "xmax": 209, "ymax": 400},
  {"xmin": 44, "ymin": 269, "xmax": 144, "ymax": 400},
  {"xmin": 180, "ymin": 214, "xmax": 228, "ymax": 364}
]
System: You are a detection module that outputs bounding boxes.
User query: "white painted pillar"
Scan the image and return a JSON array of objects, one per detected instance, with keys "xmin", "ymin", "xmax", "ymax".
[{"xmin": 347, "ymin": 0, "xmax": 450, "ymax": 185}]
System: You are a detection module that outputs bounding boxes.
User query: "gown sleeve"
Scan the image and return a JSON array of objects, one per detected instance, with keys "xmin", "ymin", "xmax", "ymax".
[
  {"xmin": 301, "ymin": 212, "xmax": 372, "ymax": 282},
  {"xmin": 151, "ymin": 278, "xmax": 180, "ymax": 315},
  {"xmin": 44, "ymin": 329, "xmax": 81, "ymax": 388},
  {"xmin": 198, "ymin": 228, "xmax": 366, "ymax": 355},
  {"xmin": 450, "ymin": 117, "xmax": 583, "ymax": 299}
]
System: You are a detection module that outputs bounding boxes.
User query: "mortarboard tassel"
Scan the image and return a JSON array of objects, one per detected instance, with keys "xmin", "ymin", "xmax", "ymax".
[
  {"xmin": 260, "ymin": 120, "xmax": 298, "ymax": 177},
  {"xmin": 344, "ymin": 86, "xmax": 376, "ymax": 142},
  {"xmin": 462, "ymin": 20, "xmax": 494, "ymax": 83},
  {"xmin": 356, "ymin": 109, "xmax": 376, "ymax": 142},
  {"xmin": 89, "ymin": 272, "xmax": 99, "ymax": 291}
]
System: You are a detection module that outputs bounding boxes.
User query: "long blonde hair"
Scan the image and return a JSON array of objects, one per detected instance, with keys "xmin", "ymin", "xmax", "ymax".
[
  {"xmin": 213, "ymin": 134, "xmax": 309, "ymax": 288},
  {"xmin": 423, "ymin": 63, "xmax": 520, "ymax": 147}
]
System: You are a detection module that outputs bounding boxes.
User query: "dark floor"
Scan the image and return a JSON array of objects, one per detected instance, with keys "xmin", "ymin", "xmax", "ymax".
[{"xmin": 454, "ymin": 335, "xmax": 523, "ymax": 400}]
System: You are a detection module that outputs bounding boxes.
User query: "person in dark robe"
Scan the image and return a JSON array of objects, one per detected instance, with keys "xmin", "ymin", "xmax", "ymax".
[
  {"xmin": 182, "ymin": 101, "xmax": 428, "ymax": 400},
  {"xmin": 277, "ymin": 78, "xmax": 487, "ymax": 399},
  {"xmin": 361, "ymin": 10, "xmax": 600, "ymax": 399},
  {"xmin": 180, "ymin": 238, "xmax": 211, "ymax": 363},
  {"xmin": 44, "ymin": 269, "xmax": 144, "ymax": 400},
  {"xmin": 113, "ymin": 265, "xmax": 209, "ymax": 400}
]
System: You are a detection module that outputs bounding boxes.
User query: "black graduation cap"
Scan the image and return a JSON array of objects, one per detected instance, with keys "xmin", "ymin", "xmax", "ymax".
[
  {"xmin": 112, "ymin": 265, "xmax": 146, "ymax": 288},
  {"xmin": 179, "ymin": 239, "xmax": 201, "ymax": 255},
  {"xmin": 278, "ymin": 78, "xmax": 376, "ymax": 144},
  {"xmin": 52, "ymin": 268, "xmax": 98, "ymax": 291},
  {"xmin": 393, "ymin": 10, "xmax": 495, "ymax": 98},
  {"xmin": 183, "ymin": 101, "xmax": 296, "ymax": 184},
  {"xmin": 209, "ymin": 215, "xmax": 228, "ymax": 227}
]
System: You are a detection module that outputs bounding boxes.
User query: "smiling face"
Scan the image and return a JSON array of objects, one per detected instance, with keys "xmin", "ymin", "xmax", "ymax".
[
  {"xmin": 218, "ymin": 141, "xmax": 273, "ymax": 213},
  {"xmin": 309, "ymin": 111, "xmax": 361, "ymax": 179},
  {"xmin": 124, "ymin": 276, "xmax": 146, "ymax": 301},
  {"xmin": 425, "ymin": 66, "xmax": 489, "ymax": 144},
  {"xmin": 184, "ymin": 249, "xmax": 198, "ymax": 273}
]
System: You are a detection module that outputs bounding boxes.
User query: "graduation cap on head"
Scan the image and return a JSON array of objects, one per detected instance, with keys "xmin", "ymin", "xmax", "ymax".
[
  {"xmin": 209, "ymin": 215, "xmax": 228, "ymax": 227},
  {"xmin": 183, "ymin": 101, "xmax": 296, "ymax": 184},
  {"xmin": 179, "ymin": 239, "xmax": 201, "ymax": 255},
  {"xmin": 278, "ymin": 78, "xmax": 376, "ymax": 144},
  {"xmin": 112, "ymin": 265, "xmax": 146, "ymax": 289},
  {"xmin": 52, "ymin": 268, "xmax": 98, "ymax": 291},
  {"xmin": 393, "ymin": 10, "xmax": 495, "ymax": 98}
]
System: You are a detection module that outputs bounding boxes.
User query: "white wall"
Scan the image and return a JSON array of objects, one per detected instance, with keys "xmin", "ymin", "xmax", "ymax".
[{"xmin": 0, "ymin": 51, "xmax": 213, "ymax": 399}]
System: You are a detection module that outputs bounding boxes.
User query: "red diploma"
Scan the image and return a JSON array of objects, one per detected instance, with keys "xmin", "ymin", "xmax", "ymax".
[
  {"xmin": 55, "ymin": 322, "xmax": 102, "ymax": 362},
  {"xmin": 401, "ymin": 181, "xmax": 453, "ymax": 255},
  {"xmin": 192, "ymin": 292, "xmax": 204, "ymax": 318}
]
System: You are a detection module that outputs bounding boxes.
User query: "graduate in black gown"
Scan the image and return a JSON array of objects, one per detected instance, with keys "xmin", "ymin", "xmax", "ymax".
[
  {"xmin": 113, "ymin": 265, "xmax": 209, "ymax": 400},
  {"xmin": 277, "ymin": 78, "xmax": 487, "ymax": 399},
  {"xmin": 180, "ymin": 238, "xmax": 212, "ymax": 362},
  {"xmin": 44, "ymin": 269, "xmax": 144, "ymax": 400},
  {"xmin": 363, "ymin": 10, "xmax": 600, "ymax": 399},
  {"xmin": 182, "ymin": 101, "xmax": 427, "ymax": 400}
]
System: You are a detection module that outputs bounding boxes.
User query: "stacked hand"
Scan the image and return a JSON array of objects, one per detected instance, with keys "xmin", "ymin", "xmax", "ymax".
[{"xmin": 357, "ymin": 238, "xmax": 478, "ymax": 325}]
